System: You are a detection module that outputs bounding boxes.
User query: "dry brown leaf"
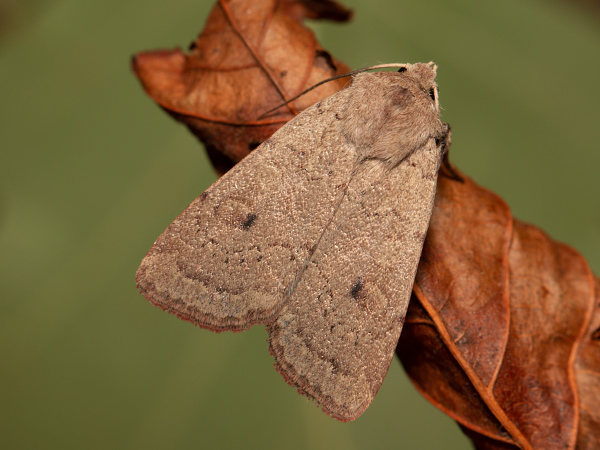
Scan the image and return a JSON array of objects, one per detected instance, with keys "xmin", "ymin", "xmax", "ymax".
[
  {"xmin": 397, "ymin": 164, "xmax": 600, "ymax": 449},
  {"xmin": 132, "ymin": 0, "xmax": 352, "ymax": 174},
  {"xmin": 575, "ymin": 276, "xmax": 600, "ymax": 449}
]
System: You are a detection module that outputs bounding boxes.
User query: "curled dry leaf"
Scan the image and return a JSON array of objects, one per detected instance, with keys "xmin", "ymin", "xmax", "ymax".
[
  {"xmin": 132, "ymin": 0, "xmax": 352, "ymax": 175},
  {"xmin": 397, "ymin": 164, "xmax": 600, "ymax": 449}
]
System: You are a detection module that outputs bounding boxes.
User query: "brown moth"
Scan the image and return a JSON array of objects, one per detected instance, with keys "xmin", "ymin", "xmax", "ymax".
[{"xmin": 136, "ymin": 62, "xmax": 447, "ymax": 421}]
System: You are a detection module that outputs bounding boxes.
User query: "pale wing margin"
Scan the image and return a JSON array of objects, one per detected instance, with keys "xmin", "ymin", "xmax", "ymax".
[
  {"xmin": 136, "ymin": 88, "xmax": 358, "ymax": 332},
  {"xmin": 268, "ymin": 137, "xmax": 443, "ymax": 420}
]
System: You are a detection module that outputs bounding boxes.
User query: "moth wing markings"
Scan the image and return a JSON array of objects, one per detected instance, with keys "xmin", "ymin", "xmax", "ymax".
[
  {"xmin": 136, "ymin": 90, "xmax": 357, "ymax": 331},
  {"xmin": 268, "ymin": 139, "xmax": 442, "ymax": 421}
]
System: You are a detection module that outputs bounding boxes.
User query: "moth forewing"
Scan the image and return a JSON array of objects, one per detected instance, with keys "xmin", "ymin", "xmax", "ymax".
[
  {"xmin": 136, "ymin": 87, "xmax": 357, "ymax": 331},
  {"xmin": 136, "ymin": 63, "xmax": 445, "ymax": 421},
  {"xmin": 268, "ymin": 136, "xmax": 444, "ymax": 421}
]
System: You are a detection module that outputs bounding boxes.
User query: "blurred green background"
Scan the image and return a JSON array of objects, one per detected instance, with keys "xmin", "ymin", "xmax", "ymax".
[{"xmin": 1, "ymin": 0, "xmax": 599, "ymax": 449}]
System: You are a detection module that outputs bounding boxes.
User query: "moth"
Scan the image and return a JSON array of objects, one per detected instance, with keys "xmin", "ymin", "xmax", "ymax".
[{"xmin": 136, "ymin": 62, "xmax": 448, "ymax": 421}]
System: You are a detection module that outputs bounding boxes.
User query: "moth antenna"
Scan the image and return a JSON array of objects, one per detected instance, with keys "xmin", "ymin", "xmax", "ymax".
[{"xmin": 256, "ymin": 63, "xmax": 411, "ymax": 120}]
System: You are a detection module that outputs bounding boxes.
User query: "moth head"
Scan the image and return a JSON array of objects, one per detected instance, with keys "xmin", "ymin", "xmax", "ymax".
[{"xmin": 341, "ymin": 63, "xmax": 444, "ymax": 168}]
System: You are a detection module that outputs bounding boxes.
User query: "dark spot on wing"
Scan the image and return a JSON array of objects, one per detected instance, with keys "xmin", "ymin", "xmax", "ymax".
[
  {"xmin": 316, "ymin": 101, "xmax": 324, "ymax": 114},
  {"xmin": 200, "ymin": 192, "xmax": 208, "ymax": 201},
  {"xmin": 329, "ymin": 357, "xmax": 341, "ymax": 375},
  {"xmin": 240, "ymin": 213, "xmax": 257, "ymax": 230},
  {"xmin": 350, "ymin": 278, "xmax": 364, "ymax": 300}
]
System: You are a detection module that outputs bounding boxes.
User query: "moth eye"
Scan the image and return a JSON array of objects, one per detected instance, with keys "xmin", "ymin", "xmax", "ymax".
[
  {"xmin": 428, "ymin": 87, "xmax": 436, "ymax": 102},
  {"xmin": 397, "ymin": 67, "xmax": 407, "ymax": 73}
]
